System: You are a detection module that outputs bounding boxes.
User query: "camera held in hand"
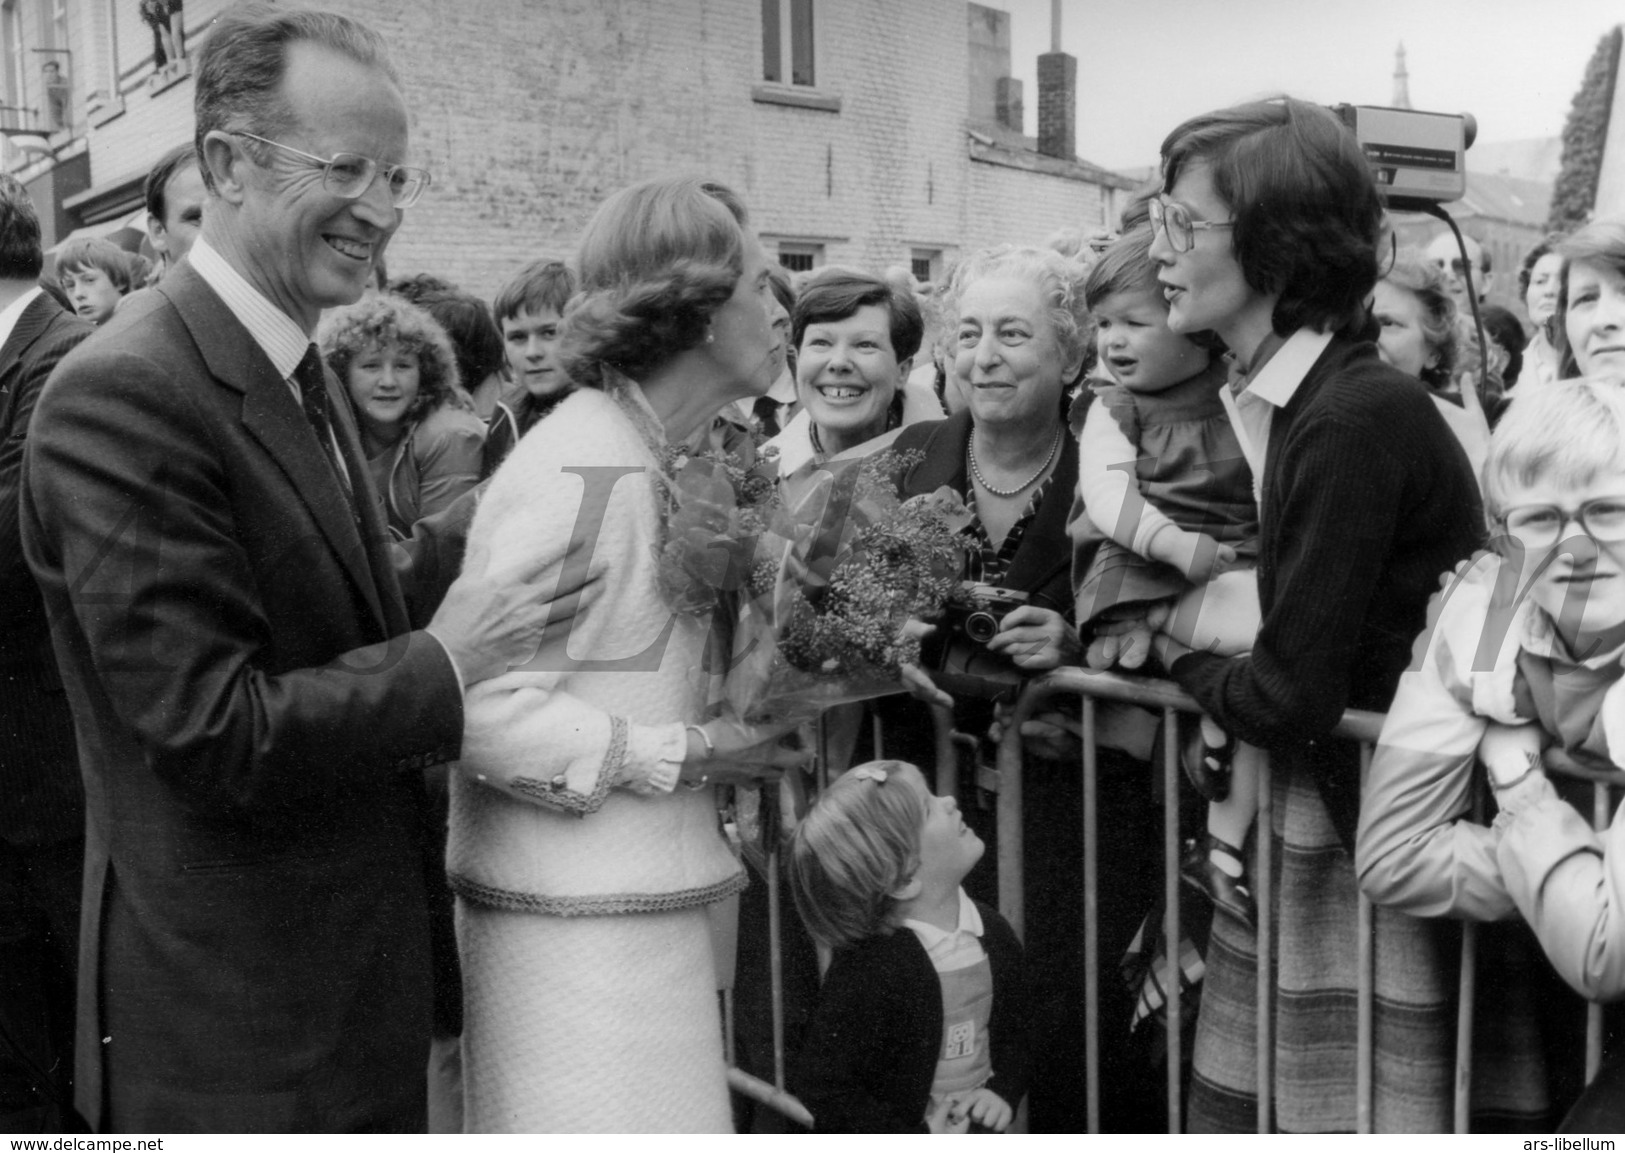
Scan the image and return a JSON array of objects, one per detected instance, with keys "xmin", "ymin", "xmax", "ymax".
[{"xmin": 919, "ymin": 582, "xmax": 1030, "ymax": 701}]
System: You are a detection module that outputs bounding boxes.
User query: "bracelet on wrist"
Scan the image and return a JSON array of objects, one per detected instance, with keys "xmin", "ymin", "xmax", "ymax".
[
  {"xmin": 1490, "ymin": 751, "xmax": 1542, "ymax": 792},
  {"xmin": 685, "ymin": 723, "xmax": 714, "ymax": 759}
]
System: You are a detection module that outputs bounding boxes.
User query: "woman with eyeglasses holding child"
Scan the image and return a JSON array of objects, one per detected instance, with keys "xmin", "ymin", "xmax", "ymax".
[{"xmin": 1121, "ymin": 98, "xmax": 1490, "ymax": 1132}]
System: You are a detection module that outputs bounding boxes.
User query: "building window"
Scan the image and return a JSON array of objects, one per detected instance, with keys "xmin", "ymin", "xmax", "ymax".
[
  {"xmin": 761, "ymin": 0, "xmax": 814, "ymax": 87},
  {"xmin": 911, "ymin": 249, "xmax": 944, "ymax": 284},
  {"xmin": 776, "ymin": 241, "xmax": 823, "ymax": 273}
]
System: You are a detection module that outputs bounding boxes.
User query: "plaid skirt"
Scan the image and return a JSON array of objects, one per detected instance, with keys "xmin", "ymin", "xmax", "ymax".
[{"xmin": 1187, "ymin": 762, "xmax": 1560, "ymax": 1133}]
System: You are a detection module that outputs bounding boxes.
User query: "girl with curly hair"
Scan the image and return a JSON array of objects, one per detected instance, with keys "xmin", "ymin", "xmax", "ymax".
[{"xmin": 318, "ymin": 292, "xmax": 485, "ymax": 537}]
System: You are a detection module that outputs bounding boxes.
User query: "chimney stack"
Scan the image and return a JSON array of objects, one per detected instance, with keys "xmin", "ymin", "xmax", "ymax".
[
  {"xmin": 1037, "ymin": 0, "xmax": 1075, "ymax": 161},
  {"xmin": 995, "ymin": 77, "xmax": 1024, "ymax": 132}
]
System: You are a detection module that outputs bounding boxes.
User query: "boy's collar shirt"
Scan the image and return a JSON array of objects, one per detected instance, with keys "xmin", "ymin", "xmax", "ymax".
[{"xmin": 902, "ymin": 888, "xmax": 986, "ymax": 970}]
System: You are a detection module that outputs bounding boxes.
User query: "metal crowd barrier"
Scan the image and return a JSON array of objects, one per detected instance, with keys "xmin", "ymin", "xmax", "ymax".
[{"xmin": 723, "ymin": 669, "xmax": 1623, "ymax": 1134}]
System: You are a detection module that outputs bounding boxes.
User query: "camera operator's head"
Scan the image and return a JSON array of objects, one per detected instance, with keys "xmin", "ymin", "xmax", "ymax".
[{"xmin": 1150, "ymin": 97, "xmax": 1384, "ymax": 367}]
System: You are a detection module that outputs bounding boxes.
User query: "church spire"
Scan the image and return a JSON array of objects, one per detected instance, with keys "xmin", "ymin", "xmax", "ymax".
[{"xmin": 1393, "ymin": 42, "xmax": 1412, "ymax": 109}]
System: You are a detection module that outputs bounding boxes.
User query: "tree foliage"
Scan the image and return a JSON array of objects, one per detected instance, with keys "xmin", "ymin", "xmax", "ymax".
[{"xmin": 1548, "ymin": 25, "xmax": 1623, "ymax": 232}]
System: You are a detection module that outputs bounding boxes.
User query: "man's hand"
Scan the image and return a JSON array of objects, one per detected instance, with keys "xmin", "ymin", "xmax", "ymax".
[{"xmin": 427, "ymin": 552, "xmax": 590, "ymax": 687}]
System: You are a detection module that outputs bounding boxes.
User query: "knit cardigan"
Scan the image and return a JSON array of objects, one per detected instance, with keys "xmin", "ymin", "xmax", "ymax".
[
  {"xmin": 1169, "ymin": 334, "xmax": 1484, "ymax": 850},
  {"xmin": 447, "ymin": 381, "xmax": 745, "ymax": 915},
  {"xmin": 790, "ymin": 900, "xmax": 1029, "ymax": 1133}
]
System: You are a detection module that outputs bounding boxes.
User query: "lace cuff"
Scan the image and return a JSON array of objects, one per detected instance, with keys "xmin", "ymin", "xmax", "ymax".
[{"xmin": 623, "ymin": 721, "xmax": 685, "ymax": 794}]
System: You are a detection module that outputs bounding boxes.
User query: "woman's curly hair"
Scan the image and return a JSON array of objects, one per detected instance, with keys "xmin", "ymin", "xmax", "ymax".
[
  {"xmin": 1380, "ymin": 255, "xmax": 1459, "ymax": 389},
  {"xmin": 317, "ymin": 291, "xmax": 462, "ymax": 426},
  {"xmin": 946, "ymin": 244, "xmax": 1095, "ymax": 388},
  {"xmin": 557, "ymin": 176, "xmax": 749, "ymax": 390}
]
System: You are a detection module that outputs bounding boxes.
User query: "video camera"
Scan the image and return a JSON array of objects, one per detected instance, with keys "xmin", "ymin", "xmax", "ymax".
[{"xmin": 1330, "ymin": 104, "xmax": 1477, "ymax": 212}]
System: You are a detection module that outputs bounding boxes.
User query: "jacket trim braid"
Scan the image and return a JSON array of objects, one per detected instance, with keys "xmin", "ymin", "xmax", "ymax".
[{"xmin": 447, "ymin": 867, "xmax": 747, "ymax": 916}]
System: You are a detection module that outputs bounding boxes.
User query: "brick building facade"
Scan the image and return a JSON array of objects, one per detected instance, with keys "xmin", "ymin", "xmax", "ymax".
[{"xmin": 3, "ymin": 0, "xmax": 1132, "ymax": 299}]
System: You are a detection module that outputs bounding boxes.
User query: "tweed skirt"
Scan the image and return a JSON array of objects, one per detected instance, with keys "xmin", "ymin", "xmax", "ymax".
[
  {"xmin": 456, "ymin": 899, "xmax": 733, "ymax": 1133},
  {"xmin": 1187, "ymin": 763, "xmax": 1557, "ymax": 1133}
]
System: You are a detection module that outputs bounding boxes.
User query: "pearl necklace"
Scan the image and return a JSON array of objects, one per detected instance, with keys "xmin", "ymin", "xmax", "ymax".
[{"xmin": 967, "ymin": 426, "xmax": 1062, "ymax": 498}]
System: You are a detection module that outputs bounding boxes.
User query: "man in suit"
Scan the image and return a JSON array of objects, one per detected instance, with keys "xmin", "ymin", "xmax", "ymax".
[
  {"xmin": 0, "ymin": 174, "xmax": 93, "ymax": 1133},
  {"xmin": 20, "ymin": 4, "xmax": 553, "ymax": 1132}
]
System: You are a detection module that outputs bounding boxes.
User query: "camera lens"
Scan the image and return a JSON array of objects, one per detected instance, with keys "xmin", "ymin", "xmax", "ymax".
[{"xmin": 964, "ymin": 610, "xmax": 998, "ymax": 644}]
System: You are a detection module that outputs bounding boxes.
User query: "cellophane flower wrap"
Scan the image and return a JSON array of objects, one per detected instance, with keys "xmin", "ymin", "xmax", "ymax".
[
  {"xmin": 724, "ymin": 450, "xmax": 973, "ymax": 725},
  {"xmin": 653, "ymin": 421, "xmax": 782, "ymax": 618}
]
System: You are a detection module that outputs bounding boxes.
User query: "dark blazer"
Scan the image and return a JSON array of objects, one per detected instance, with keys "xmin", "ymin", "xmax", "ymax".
[
  {"xmin": 790, "ymin": 901, "xmax": 1030, "ymax": 1133},
  {"xmin": 19, "ymin": 263, "xmax": 466, "ymax": 1133},
  {"xmin": 892, "ymin": 409, "xmax": 1079, "ymax": 615},
  {"xmin": 1171, "ymin": 334, "xmax": 1483, "ymax": 849},
  {"xmin": 0, "ymin": 292, "xmax": 92, "ymax": 848}
]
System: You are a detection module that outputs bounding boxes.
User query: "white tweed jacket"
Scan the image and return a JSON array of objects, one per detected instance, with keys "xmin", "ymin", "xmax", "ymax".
[{"xmin": 447, "ymin": 381, "xmax": 745, "ymax": 915}]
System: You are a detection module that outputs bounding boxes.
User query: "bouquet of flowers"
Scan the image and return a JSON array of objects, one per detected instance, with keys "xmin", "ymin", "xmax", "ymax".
[
  {"xmin": 723, "ymin": 450, "xmax": 973, "ymax": 725},
  {"xmin": 653, "ymin": 420, "xmax": 782, "ymax": 618}
]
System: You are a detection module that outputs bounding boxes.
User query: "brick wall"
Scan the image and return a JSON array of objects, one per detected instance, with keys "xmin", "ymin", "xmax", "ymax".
[
  {"xmin": 963, "ymin": 155, "xmax": 1113, "ymax": 251},
  {"xmin": 59, "ymin": 0, "xmax": 1126, "ymax": 302}
]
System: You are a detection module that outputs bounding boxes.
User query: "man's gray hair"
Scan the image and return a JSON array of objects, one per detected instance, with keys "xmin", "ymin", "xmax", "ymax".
[{"xmin": 192, "ymin": 2, "xmax": 400, "ymax": 194}]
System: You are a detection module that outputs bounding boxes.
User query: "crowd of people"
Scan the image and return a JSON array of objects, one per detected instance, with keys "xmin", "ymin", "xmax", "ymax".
[{"xmin": 5, "ymin": 0, "xmax": 1625, "ymax": 1138}]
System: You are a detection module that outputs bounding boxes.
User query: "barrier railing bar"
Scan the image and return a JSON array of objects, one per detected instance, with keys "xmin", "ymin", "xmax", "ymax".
[
  {"xmin": 1454, "ymin": 782, "xmax": 1487, "ymax": 1132},
  {"xmin": 727, "ymin": 1067, "xmax": 815, "ymax": 1129},
  {"xmin": 1587, "ymin": 781, "xmax": 1608, "ymax": 1085},
  {"xmin": 1356, "ymin": 741, "xmax": 1375, "ymax": 1134},
  {"xmin": 763, "ymin": 783, "xmax": 789, "ymax": 1094},
  {"xmin": 1255, "ymin": 742, "xmax": 1273, "ymax": 1135},
  {"xmin": 1162, "ymin": 707, "xmax": 1183, "ymax": 1133},
  {"xmin": 1082, "ymin": 696, "xmax": 1102, "ymax": 1134},
  {"xmin": 995, "ymin": 708, "xmax": 1025, "ymax": 941}
]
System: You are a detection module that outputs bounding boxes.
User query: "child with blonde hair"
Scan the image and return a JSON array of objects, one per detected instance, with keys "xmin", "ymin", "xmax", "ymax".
[{"xmin": 788, "ymin": 761, "xmax": 1029, "ymax": 1133}]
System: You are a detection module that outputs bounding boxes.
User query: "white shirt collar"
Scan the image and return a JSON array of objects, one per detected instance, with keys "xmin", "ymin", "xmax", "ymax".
[
  {"xmin": 187, "ymin": 236, "xmax": 313, "ymax": 380},
  {"xmin": 901, "ymin": 888, "xmax": 984, "ymax": 948},
  {"xmin": 1237, "ymin": 327, "xmax": 1334, "ymax": 409},
  {"xmin": 0, "ymin": 286, "xmax": 43, "ymax": 350}
]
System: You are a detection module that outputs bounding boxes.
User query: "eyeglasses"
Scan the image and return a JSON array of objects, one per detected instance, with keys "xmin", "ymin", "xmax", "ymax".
[
  {"xmin": 1499, "ymin": 496, "xmax": 1625, "ymax": 550},
  {"xmin": 1148, "ymin": 198, "xmax": 1234, "ymax": 254},
  {"xmin": 230, "ymin": 131, "xmax": 431, "ymax": 208}
]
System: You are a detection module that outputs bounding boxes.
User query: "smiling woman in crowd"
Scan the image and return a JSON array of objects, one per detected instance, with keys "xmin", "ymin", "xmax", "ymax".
[{"xmin": 767, "ymin": 267, "xmax": 940, "ymax": 476}]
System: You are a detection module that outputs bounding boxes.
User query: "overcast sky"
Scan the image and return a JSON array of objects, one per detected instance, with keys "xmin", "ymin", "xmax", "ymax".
[{"xmin": 999, "ymin": 0, "xmax": 1622, "ymax": 171}]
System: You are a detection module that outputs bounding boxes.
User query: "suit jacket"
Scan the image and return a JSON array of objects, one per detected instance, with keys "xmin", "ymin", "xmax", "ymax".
[
  {"xmin": 790, "ymin": 901, "xmax": 1030, "ymax": 1133},
  {"xmin": 0, "ymin": 291, "xmax": 92, "ymax": 847},
  {"xmin": 19, "ymin": 263, "xmax": 465, "ymax": 1133}
]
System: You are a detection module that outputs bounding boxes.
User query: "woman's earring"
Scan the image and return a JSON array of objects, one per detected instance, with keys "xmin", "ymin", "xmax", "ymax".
[{"xmin": 706, "ymin": 330, "xmax": 715, "ymax": 344}]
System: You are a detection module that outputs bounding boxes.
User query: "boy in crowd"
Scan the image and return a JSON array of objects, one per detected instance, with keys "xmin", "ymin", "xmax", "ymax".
[
  {"xmin": 55, "ymin": 237, "xmax": 133, "ymax": 324},
  {"xmin": 482, "ymin": 258, "xmax": 573, "ymax": 476}
]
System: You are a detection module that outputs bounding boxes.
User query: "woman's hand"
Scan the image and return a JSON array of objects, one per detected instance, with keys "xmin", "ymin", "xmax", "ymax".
[
  {"xmin": 677, "ymin": 713, "xmax": 808, "ymax": 788},
  {"xmin": 898, "ymin": 617, "xmax": 955, "ymax": 709},
  {"xmin": 987, "ymin": 605, "xmax": 1080, "ymax": 671},
  {"xmin": 990, "ymin": 699, "xmax": 1081, "ymax": 761}
]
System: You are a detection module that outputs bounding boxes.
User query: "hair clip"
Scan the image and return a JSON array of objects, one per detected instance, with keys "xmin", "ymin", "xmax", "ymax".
[{"xmin": 851, "ymin": 765, "xmax": 888, "ymax": 784}]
